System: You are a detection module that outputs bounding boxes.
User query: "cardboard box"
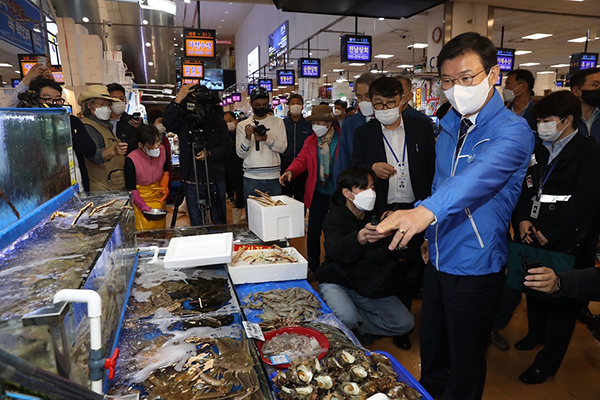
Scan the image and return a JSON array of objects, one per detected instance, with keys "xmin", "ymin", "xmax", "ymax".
[
  {"xmin": 227, "ymin": 247, "xmax": 307, "ymax": 284},
  {"xmin": 163, "ymin": 232, "xmax": 233, "ymax": 269},
  {"xmin": 247, "ymin": 195, "xmax": 304, "ymax": 242}
]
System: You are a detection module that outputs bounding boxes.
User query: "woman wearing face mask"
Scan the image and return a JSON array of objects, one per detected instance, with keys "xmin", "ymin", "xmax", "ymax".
[
  {"xmin": 279, "ymin": 105, "xmax": 341, "ymax": 275},
  {"xmin": 148, "ymin": 110, "xmax": 173, "ymax": 192},
  {"xmin": 513, "ymin": 90, "xmax": 600, "ymax": 384},
  {"xmin": 317, "ymin": 165, "xmax": 414, "ymax": 346},
  {"xmin": 78, "ymin": 85, "xmax": 128, "ymax": 192},
  {"xmin": 125, "ymin": 124, "xmax": 170, "ymax": 230}
]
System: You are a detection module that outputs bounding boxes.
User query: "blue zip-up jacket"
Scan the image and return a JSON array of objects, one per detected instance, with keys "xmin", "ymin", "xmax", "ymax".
[{"xmin": 418, "ymin": 90, "xmax": 535, "ymax": 276}]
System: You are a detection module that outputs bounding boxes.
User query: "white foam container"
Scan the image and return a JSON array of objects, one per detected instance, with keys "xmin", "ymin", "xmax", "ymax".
[
  {"xmin": 227, "ymin": 247, "xmax": 307, "ymax": 284},
  {"xmin": 163, "ymin": 232, "xmax": 233, "ymax": 269},
  {"xmin": 247, "ymin": 195, "xmax": 304, "ymax": 242}
]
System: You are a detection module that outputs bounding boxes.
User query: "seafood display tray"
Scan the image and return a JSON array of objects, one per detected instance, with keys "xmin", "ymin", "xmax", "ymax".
[
  {"xmin": 247, "ymin": 195, "xmax": 305, "ymax": 242},
  {"xmin": 227, "ymin": 247, "xmax": 308, "ymax": 284},
  {"xmin": 163, "ymin": 232, "xmax": 233, "ymax": 269}
]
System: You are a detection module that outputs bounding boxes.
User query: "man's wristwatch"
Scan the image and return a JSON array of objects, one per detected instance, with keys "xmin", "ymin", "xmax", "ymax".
[{"xmin": 556, "ymin": 275, "xmax": 562, "ymax": 292}]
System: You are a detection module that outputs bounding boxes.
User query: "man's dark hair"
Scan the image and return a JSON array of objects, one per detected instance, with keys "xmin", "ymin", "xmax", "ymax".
[
  {"xmin": 334, "ymin": 99, "xmax": 348, "ymax": 109},
  {"xmin": 319, "ymin": 101, "xmax": 329, "ymax": 105},
  {"xmin": 346, "ymin": 107, "xmax": 355, "ymax": 114},
  {"xmin": 437, "ymin": 32, "xmax": 497, "ymax": 76},
  {"xmin": 532, "ymin": 90, "xmax": 582, "ymax": 128},
  {"xmin": 224, "ymin": 111, "xmax": 236, "ymax": 120},
  {"xmin": 288, "ymin": 93, "xmax": 304, "ymax": 104},
  {"xmin": 147, "ymin": 109, "xmax": 163, "ymax": 125},
  {"xmin": 369, "ymin": 77, "xmax": 404, "ymax": 100},
  {"xmin": 336, "ymin": 165, "xmax": 377, "ymax": 192},
  {"xmin": 570, "ymin": 67, "xmax": 600, "ymax": 89},
  {"xmin": 107, "ymin": 83, "xmax": 126, "ymax": 95},
  {"xmin": 29, "ymin": 78, "xmax": 62, "ymax": 95},
  {"xmin": 507, "ymin": 69, "xmax": 535, "ymax": 95},
  {"xmin": 133, "ymin": 124, "xmax": 160, "ymax": 147}
]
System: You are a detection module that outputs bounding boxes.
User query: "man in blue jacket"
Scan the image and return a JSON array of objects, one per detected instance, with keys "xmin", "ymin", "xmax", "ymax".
[
  {"xmin": 333, "ymin": 72, "xmax": 378, "ymax": 182},
  {"xmin": 570, "ymin": 67, "xmax": 600, "ymax": 142},
  {"xmin": 378, "ymin": 32, "xmax": 535, "ymax": 400}
]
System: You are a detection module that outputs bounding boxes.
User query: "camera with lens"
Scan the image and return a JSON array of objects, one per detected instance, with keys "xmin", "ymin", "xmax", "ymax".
[
  {"xmin": 17, "ymin": 90, "xmax": 40, "ymax": 108},
  {"xmin": 182, "ymin": 85, "xmax": 221, "ymax": 143},
  {"xmin": 252, "ymin": 118, "xmax": 270, "ymax": 137}
]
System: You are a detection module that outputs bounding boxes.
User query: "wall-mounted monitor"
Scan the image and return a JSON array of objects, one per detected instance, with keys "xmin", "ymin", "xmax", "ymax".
[
  {"xmin": 299, "ymin": 58, "xmax": 320, "ymax": 78},
  {"xmin": 199, "ymin": 68, "xmax": 224, "ymax": 91},
  {"xmin": 277, "ymin": 69, "xmax": 295, "ymax": 86},
  {"xmin": 340, "ymin": 35, "xmax": 372, "ymax": 63},
  {"xmin": 268, "ymin": 20, "xmax": 288, "ymax": 70}
]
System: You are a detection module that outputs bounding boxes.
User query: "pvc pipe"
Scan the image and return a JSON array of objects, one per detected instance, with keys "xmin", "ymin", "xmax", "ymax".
[
  {"xmin": 91, "ymin": 380, "xmax": 102, "ymax": 394},
  {"xmin": 137, "ymin": 246, "xmax": 167, "ymax": 264}
]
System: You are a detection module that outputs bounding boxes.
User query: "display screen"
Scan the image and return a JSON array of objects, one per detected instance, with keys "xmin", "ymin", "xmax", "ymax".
[
  {"xmin": 51, "ymin": 65, "xmax": 64, "ymax": 84},
  {"xmin": 259, "ymin": 78, "xmax": 273, "ymax": 92},
  {"xmin": 280, "ymin": 97, "xmax": 287, "ymax": 104},
  {"xmin": 341, "ymin": 35, "xmax": 372, "ymax": 63},
  {"xmin": 496, "ymin": 48, "xmax": 515, "ymax": 71},
  {"xmin": 299, "ymin": 58, "xmax": 320, "ymax": 78},
  {"xmin": 272, "ymin": 98, "xmax": 280, "ymax": 106},
  {"xmin": 556, "ymin": 81, "xmax": 564, "ymax": 87},
  {"xmin": 277, "ymin": 69, "xmax": 295, "ymax": 86},
  {"xmin": 11, "ymin": 79, "xmax": 21, "ymax": 88},
  {"xmin": 231, "ymin": 93, "xmax": 242, "ymax": 102},
  {"xmin": 183, "ymin": 78, "xmax": 200, "ymax": 85},
  {"xmin": 268, "ymin": 20, "xmax": 288, "ymax": 70},
  {"xmin": 184, "ymin": 29, "xmax": 216, "ymax": 58},
  {"xmin": 226, "ymin": 96, "xmax": 233, "ymax": 104},
  {"xmin": 248, "ymin": 84, "xmax": 258, "ymax": 93},
  {"xmin": 199, "ymin": 69, "xmax": 224, "ymax": 91},
  {"xmin": 247, "ymin": 46, "xmax": 260, "ymax": 79},
  {"xmin": 570, "ymin": 52, "xmax": 599, "ymax": 75},
  {"xmin": 18, "ymin": 54, "xmax": 45, "ymax": 78},
  {"xmin": 182, "ymin": 59, "xmax": 204, "ymax": 79}
]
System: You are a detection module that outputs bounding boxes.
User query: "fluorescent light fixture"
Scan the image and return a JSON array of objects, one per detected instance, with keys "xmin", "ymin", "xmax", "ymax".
[
  {"xmin": 174, "ymin": 43, "xmax": 178, "ymax": 47},
  {"xmin": 374, "ymin": 54, "xmax": 394, "ymax": 59},
  {"xmin": 514, "ymin": 50, "xmax": 532, "ymax": 55},
  {"xmin": 332, "ymin": 68, "xmax": 345, "ymax": 72},
  {"xmin": 2, "ymin": 82, "xmax": 6, "ymax": 84},
  {"xmin": 378, "ymin": 18, "xmax": 385, "ymax": 21},
  {"xmin": 0, "ymin": 63, "xmax": 13, "ymax": 67},
  {"xmin": 568, "ymin": 36, "xmax": 588, "ymax": 43},
  {"xmin": 521, "ymin": 33, "xmax": 552, "ymax": 40},
  {"xmin": 148, "ymin": 62, "xmax": 154, "ymax": 66},
  {"xmin": 537, "ymin": 71, "xmax": 554, "ymax": 74},
  {"xmin": 295, "ymin": 83, "xmax": 299, "ymax": 85},
  {"xmin": 140, "ymin": 0, "xmax": 176, "ymax": 15},
  {"xmin": 142, "ymin": 20, "xmax": 148, "ymax": 25},
  {"xmin": 150, "ymin": 79, "xmax": 156, "ymax": 83},
  {"xmin": 14, "ymin": 70, "xmax": 19, "ymax": 73},
  {"xmin": 184, "ymin": 0, "xmax": 190, "ymax": 2},
  {"xmin": 520, "ymin": 62, "xmax": 540, "ymax": 66},
  {"xmin": 323, "ymin": 74, "xmax": 327, "ymax": 77},
  {"xmin": 181, "ymin": 34, "xmax": 183, "ymax": 37},
  {"xmin": 278, "ymin": 86, "xmax": 287, "ymax": 89},
  {"xmin": 550, "ymin": 63, "xmax": 570, "ymax": 68},
  {"xmin": 82, "ymin": 17, "xmax": 89, "ymax": 23},
  {"xmin": 145, "ymin": 42, "xmax": 151, "ymax": 47},
  {"xmin": 412, "ymin": 43, "xmax": 428, "ymax": 49},
  {"xmin": 354, "ymin": 74, "xmax": 361, "ymax": 78},
  {"xmin": 349, "ymin": 62, "xmax": 365, "ymax": 66},
  {"xmin": 396, "ymin": 64, "xmax": 413, "ymax": 68}
]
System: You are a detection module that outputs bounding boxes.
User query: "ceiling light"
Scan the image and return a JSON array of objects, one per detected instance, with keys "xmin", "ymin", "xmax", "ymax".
[
  {"xmin": 14, "ymin": 70, "xmax": 19, "ymax": 73},
  {"xmin": 82, "ymin": 17, "xmax": 89, "ymax": 23},
  {"xmin": 550, "ymin": 63, "xmax": 570, "ymax": 68},
  {"xmin": 568, "ymin": 36, "xmax": 599, "ymax": 43},
  {"xmin": 221, "ymin": 19, "xmax": 224, "ymax": 22},
  {"xmin": 184, "ymin": 0, "xmax": 190, "ymax": 2},
  {"xmin": 309, "ymin": 52, "xmax": 313, "ymax": 56},
  {"xmin": 278, "ymin": 86, "xmax": 287, "ymax": 89},
  {"xmin": 332, "ymin": 68, "xmax": 345, "ymax": 72},
  {"xmin": 374, "ymin": 54, "xmax": 394, "ymax": 59},
  {"xmin": 33, "ymin": 24, "xmax": 41, "ymax": 33},
  {"xmin": 2, "ymin": 82, "xmax": 6, "ymax": 85},
  {"xmin": 0, "ymin": 62, "xmax": 13, "ymax": 67},
  {"xmin": 174, "ymin": 44, "xmax": 178, "ymax": 46},
  {"xmin": 537, "ymin": 71, "xmax": 555, "ymax": 74},
  {"xmin": 514, "ymin": 50, "xmax": 532, "ymax": 55},
  {"xmin": 520, "ymin": 62, "xmax": 540, "ymax": 66},
  {"xmin": 150, "ymin": 79, "xmax": 156, "ymax": 83},
  {"xmin": 218, "ymin": 26, "xmax": 221, "ymax": 28},
  {"xmin": 148, "ymin": 62, "xmax": 154, "ymax": 66},
  {"xmin": 348, "ymin": 62, "xmax": 365, "ymax": 66},
  {"xmin": 521, "ymin": 33, "xmax": 552, "ymax": 40},
  {"xmin": 225, "ymin": 11, "xmax": 229, "ymax": 14},
  {"xmin": 378, "ymin": 18, "xmax": 385, "ymax": 21},
  {"xmin": 142, "ymin": 20, "xmax": 148, "ymax": 25},
  {"xmin": 140, "ymin": 0, "xmax": 176, "ymax": 15},
  {"xmin": 173, "ymin": 37, "xmax": 176, "ymax": 40},
  {"xmin": 323, "ymin": 74, "xmax": 327, "ymax": 77},
  {"xmin": 181, "ymin": 33, "xmax": 183, "ymax": 37},
  {"xmin": 412, "ymin": 43, "xmax": 428, "ymax": 49},
  {"xmin": 396, "ymin": 64, "xmax": 413, "ymax": 68},
  {"xmin": 145, "ymin": 42, "xmax": 151, "ymax": 47}
]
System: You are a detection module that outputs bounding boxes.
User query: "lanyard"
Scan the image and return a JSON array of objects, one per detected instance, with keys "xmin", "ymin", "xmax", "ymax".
[
  {"xmin": 537, "ymin": 156, "xmax": 559, "ymax": 199},
  {"xmin": 382, "ymin": 132, "xmax": 407, "ymax": 170}
]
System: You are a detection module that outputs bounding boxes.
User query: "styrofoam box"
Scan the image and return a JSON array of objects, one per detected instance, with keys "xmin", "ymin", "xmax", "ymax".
[
  {"xmin": 163, "ymin": 232, "xmax": 233, "ymax": 269},
  {"xmin": 227, "ymin": 247, "xmax": 307, "ymax": 284},
  {"xmin": 247, "ymin": 195, "xmax": 304, "ymax": 242}
]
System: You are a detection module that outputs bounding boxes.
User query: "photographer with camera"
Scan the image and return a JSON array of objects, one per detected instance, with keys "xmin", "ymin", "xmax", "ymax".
[
  {"xmin": 236, "ymin": 87, "xmax": 287, "ymax": 202},
  {"xmin": 164, "ymin": 84, "xmax": 231, "ymax": 225}
]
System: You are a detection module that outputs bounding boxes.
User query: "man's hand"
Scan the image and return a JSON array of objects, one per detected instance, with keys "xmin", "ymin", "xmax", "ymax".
[
  {"xmin": 128, "ymin": 117, "xmax": 142, "ymax": 128},
  {"xmin": 372, "ymin": 162, "xmax": 397, "ymax": 180},
  {"xmin": 194, "ymin": 150, "xmax": 209, "ymax": 161},
  {"xmin": 376, "ymin": 205, "xmax": 436, "ymax": 250},
  {"xmin": 244, "ymin": 125, "xmax": 254, "ymax": 140},
  {"xmin": 279, "ymin": 171, "xmax": 292, "ymax": 186},
  {"xmin": 524, "ymin": 267, "xmax": 559, "ymax": 294},
  {"xmin": 358, "ymin": 223, "xmax": 386, "ymax": 244},
  {"xmin": 23, "ymin": 64, "xmax": 52, "ymax": 85},
  {"xmin": 519, "ymin": 220, "xmax": 534, "ymax": 244},
  {"xmin": 534, "ymin": 229, "xmax": 549, "ymax": 246},
  {"xmin": 421, "ymin": 240, "xmax": 429, "ymax": 264},
  {"xmin": 255, "ymin": 133, "xmax": 268, "ymax": 142},
  {"xmin": 174, "ymin": 84, "xmax": 195, "ymax": 104}
]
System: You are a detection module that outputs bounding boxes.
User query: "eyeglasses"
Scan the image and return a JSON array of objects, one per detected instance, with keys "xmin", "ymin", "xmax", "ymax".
[
  {"xmin": 440, "ymin": 69, "xmax": 486, "ymax": 90},
  {"xmin": 356, "ymin": 93, "xmax": 370, "ymax": 102},
  {"xmin": 372, "ymin": 100, "xmax": 399, "ymax": 110},
  {"xmin": 40, "ymin": 97, "xmax": 65, "ymax": 106}
]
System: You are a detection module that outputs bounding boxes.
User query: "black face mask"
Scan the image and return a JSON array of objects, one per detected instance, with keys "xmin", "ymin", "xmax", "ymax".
[
  {"xmin": 253, "ymin": 107, "xmax": 269, "ymax": 118},
  {"xmin": 581, "ymin": 89, "xmax": 600, "ymax": 108}
]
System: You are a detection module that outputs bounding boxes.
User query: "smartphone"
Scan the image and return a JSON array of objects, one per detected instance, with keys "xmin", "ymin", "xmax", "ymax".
[
  {"xmin": 132, "ymin": 112, "xmax": 141, "ymax": 121},
  {"xmin": 37, "ymin": 56, "xmax": 47, "ymax": 68},
  {"xmin": 523, "ymin": 260, "xmax": 543, "ymax": 275}
]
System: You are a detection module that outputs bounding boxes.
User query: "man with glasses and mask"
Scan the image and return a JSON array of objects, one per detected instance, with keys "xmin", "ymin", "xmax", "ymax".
[
  {"xmin": 236, "ymin": 87, "xmax": 287, "ymax": 202},
  {"xmin": 107, "ymin": 83, "xmax": 142, "ymax": 154},
  {"xmin": 570, "ymin": 67, "xmax": 600, "ymax": 142},
  {"xmin": 333, "ymin": 72, "xmax": 378, "ymax": 183},
  {"xmin": 376, "ymin": 32, "xmax": 535, "ymax": 400},
  {"xmin": 503, "ymin": 69, "xmax": 537, "ymax": 132},
  {"xmin": 351, "ymin": 76, "xmax": 435, "ymax": 350}
]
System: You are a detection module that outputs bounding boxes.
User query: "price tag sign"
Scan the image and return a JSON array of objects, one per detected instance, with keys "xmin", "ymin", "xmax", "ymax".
[
  {"xmin": 270, "ymin": 354, "xmax": 290, "ymax": 365},
  {"xmin": 243, "ymin": 321, "xmax": 265, "ymax": 341}
]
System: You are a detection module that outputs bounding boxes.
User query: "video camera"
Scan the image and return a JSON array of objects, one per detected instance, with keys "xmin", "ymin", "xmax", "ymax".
[
  {"xmin": 252, "ymin": 118, "xmax": 270, "ymax": 137},
  {"xmin": 182, "ymin": 85, "xmax": 221, "ymax": 145}
]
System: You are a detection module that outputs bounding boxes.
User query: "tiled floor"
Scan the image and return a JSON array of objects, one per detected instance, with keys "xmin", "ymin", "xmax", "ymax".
[{"xmin": 167, "ymin": 203, "xmax": 600, "ymax": 399}]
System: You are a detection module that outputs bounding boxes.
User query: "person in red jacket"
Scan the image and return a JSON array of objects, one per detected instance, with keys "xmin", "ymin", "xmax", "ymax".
[{"xmin": 280, "ymin": 105, "xmax": 340, "ymax": 274}]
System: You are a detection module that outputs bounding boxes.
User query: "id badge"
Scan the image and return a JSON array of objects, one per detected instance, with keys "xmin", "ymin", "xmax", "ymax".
[
  {"xmin": 530, "ymin": 201, "xmax": 541, "ymax": 219},
  {"xmin": 526, "ymin": 175, "xmax": 533, "ymax": 189},
  {"xmin": 397, "ymin": 178, "xmax": 408, "ymax": 193}
]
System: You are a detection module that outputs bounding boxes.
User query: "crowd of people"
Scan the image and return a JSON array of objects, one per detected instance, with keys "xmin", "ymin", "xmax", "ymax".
[{"xmin": 10, "ymin": 30, "xmax": 600, "ymax": 400}]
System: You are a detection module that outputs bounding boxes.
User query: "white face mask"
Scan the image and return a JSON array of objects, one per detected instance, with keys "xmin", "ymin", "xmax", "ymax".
[
  {"xmin": 290, "ymin": 105, "xmax": 303, "ymax": 116},
  {"xmin": 94, "ymin": 106, "xmax": 112, "ymax": 121},
  {"xmin": 144, "ymin": 146, "xmax": 161, "ymax": 158},
  {"xmin": 155, "ymin": 123, "xmax": 166, "ymax": 134},
  {"xmin": 351, "ymin": 188, "xmax": 376, "ymax": 211},
  {"xmin": 333, "ymin": 109, "xmax": 342, "ymax": 117},
  {"xmin": 358, "ymin": 101, "xmax": 374, "ymax": 116},
  {"xmin": 375, "ymin": 106, "xmax": 401, "ymax": 126},
  {"xmin": 502, "ymin": 84, "xmax": 522, "ymax": 103},
  {"xmin": 312, "ymin": 124, "xmax": 329, "ymax": 137},
  {"xmin": 443, "ymin": 71, "xmax": 493, "ymax": 116},
  {"xmin": 226, "ymin": 121, "xmax": 236, "ymax": 132},
  {"xmin": 111, "ymin": 101, "xmax": 126, "ymax": 115},
  {"xmin": 537, "ymin": 119, "xmax": 569, "ymax": 143}
]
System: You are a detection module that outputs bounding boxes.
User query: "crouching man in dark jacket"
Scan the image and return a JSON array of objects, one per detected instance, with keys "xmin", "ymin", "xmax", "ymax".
[{"xmin": 317, "ymin": 165, "xmax": 414, "ymax": 347}]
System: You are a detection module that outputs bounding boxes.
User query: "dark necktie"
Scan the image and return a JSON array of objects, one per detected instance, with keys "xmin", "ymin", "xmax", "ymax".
[{"xmin": 456, "ymin": 118, "xmax": 473, "ymax": 156}]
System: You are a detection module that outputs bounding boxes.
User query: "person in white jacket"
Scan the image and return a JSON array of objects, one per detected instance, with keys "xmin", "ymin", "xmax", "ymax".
[{"xmin": 236, "ymin": 87, "xmax": 287, "ymax": 203}]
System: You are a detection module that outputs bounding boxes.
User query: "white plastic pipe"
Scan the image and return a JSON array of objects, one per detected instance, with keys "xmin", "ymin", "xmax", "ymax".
[
  {"xmin": 53, "ymin": 289, "xmax": 103, "ymax": 394},
  {"xmin": 138, "ymin": 246, "xmax": 167, "ymax": 264}
]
